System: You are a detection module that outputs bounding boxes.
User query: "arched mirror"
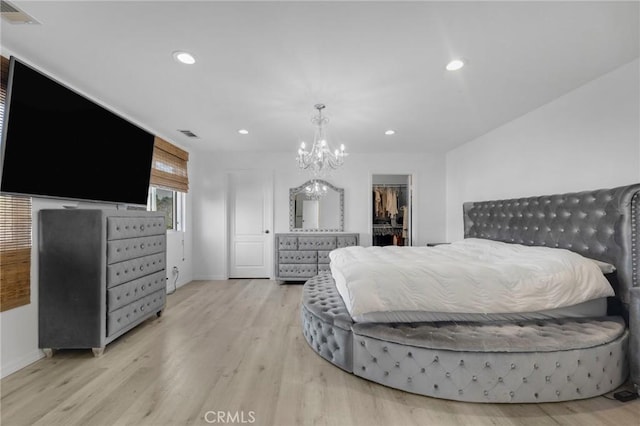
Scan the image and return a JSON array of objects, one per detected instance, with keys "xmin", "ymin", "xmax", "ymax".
[{"xmin": 289, "ymin": 179, "xmax": 344, "ymax": 232}]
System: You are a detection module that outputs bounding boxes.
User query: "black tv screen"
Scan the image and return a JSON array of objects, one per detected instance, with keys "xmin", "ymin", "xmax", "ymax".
[{"xmin": 0, "ymin": 57, "xmax": 155, "ymax": 205}]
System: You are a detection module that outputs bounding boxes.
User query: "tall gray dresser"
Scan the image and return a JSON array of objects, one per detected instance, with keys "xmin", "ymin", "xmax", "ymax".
[
  {"xmin": 39, "ymin": 209, "xmax": 167, "ymax": 357},
  {"xmin": 275, "ymin": 233, "xmax": 359, "ymax": 282}
]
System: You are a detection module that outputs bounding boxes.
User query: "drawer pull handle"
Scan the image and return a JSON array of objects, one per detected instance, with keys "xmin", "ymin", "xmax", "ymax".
[
  {"xmin": 140, "ymin": 265, "xmax": 144, "ymax": 271},
  {"xmin": 140, "ymin": 243, "xmax": 145, "ymax": 250},
  {"xmin": 140, "ymin": 225, "xmax": 145, "ymax": 231}
]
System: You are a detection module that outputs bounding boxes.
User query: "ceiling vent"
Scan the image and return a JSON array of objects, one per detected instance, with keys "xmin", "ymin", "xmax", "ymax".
[
  {"xmin": 178, "ymin": 129, "xmax": 199, "ymax": 138},
  {"xmin": 1, "ymin": 1, "xmax": 39, "ymax": 24}
]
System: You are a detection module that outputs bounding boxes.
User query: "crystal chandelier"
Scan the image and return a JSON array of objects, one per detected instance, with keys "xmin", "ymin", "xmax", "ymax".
[
  {"xmin": 296, "ymin": 104, "xmax": 347, "ymax": 178},
  {"xmin": 304, "ymin": 179, "xmax": 328, "ymax": 200}
]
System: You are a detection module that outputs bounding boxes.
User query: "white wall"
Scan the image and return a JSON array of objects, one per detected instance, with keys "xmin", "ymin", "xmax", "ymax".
[
  {"xmin": 446, "ymin": 59, "xmax": 640, "ymax": 241},
  {"xmin": 190, "ymin": 151, "xmax": 447, "ymax": 280}
]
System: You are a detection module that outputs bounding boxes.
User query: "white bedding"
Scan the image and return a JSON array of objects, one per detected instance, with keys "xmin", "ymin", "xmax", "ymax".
[{"xmin": 329, "ymin": 238, "xmax": 615, "ymax": 323}]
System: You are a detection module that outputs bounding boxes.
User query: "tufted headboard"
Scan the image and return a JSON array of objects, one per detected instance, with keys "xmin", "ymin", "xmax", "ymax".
[{"xmin": 463, "ymin": 184, "xmax": 640, "ymax": 309}]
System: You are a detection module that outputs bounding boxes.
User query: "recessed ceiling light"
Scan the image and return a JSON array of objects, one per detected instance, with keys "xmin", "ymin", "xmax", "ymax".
[
  {"xmin": 384, "ymin": 130, "xmax": 396, "ymax": 136},
  {"xmin": 446, "ymin": 59, "xmax": 465, "ymax": 71},
  {"xmin": 238, "ymin": 129, "xmax": 249, "ymax": 135},
  {"xmin": 173, "ymin": 51, "xmax": 196, "ymax": 65}
]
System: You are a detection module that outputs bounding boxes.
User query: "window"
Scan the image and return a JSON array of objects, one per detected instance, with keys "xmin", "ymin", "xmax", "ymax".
[
  {"xmin": 0, "ymin": 55, "xmax": 32, "ymax": 311},
  {"xmin": 147, "ymin": 136, "xmax": 189, "ymax": 231},
  {"xmin": 147, "ymin": 187, "xmax": 186, "ymax": 231},
  {"xmin": 153, "ymin": 188, "xmax": 175, "ymax": 229},
  {"xmin": 0, "ymin": 195, "xmax": 32, "ymax": 311}
]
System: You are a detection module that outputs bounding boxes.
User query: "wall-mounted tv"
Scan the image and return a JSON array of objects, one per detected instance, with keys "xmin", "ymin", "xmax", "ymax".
[{"xmin": 0, "ymin": 56, "xmax": 155, "ymax": 206}]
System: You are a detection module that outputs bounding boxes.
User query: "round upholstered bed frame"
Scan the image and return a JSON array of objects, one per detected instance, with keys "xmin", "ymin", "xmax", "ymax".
[{"xmin": 301, "ymin": 184, "xmax": 640, "ymax": 403}]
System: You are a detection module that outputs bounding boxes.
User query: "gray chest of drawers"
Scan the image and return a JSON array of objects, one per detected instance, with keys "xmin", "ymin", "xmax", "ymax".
[
  {"xmin": 38, "ymin": 209, "xmax": 167, "ymax": 356},
  {"xmin": 275, "ymin": 233, "xmax": 359, "ymax": 282}
]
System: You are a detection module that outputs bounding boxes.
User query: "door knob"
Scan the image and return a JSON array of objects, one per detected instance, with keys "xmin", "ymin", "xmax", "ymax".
[{"xmin": 265, "ymin": 230, "xmax": 270, "ymax": 234}]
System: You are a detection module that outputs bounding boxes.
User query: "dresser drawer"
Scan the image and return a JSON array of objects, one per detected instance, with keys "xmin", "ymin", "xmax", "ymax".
[
  {"xmin": 107, "ymin": 216, "xmax": 166, "ymax": 240},
  {"xmin": 317, "ymin": 250, "xmax": 332, "ymax": 264},
  {"xmin": 318, "ymin": 264, "xmax": 331, "ymax": 274},
  {"xmin": 278, "ymin": 264, "xmax": 317, "ymax": 278},
  {"xmin": 107, "ymin": 270, "xmax": 166, "ymax": 312},
  {"xmin": 107, "ymin": 235, "xmax": 165, "ymax": 264},
  {"xmin": 107, "ymin": 289, "xmax": 165, "ymax": 337},
  {"xmin": 107, "ymin": 253, "xmax": 165, "ymax": 288},
  {"xmin": 279, "ymin": 250, "xmax": 318, "ymax": 264},
  {"xmin": 337, "ymin": 235, "xmax": 358, "ymax": 248},
  {"xmin": 298, "ymin": 236, "xmax": 337, "ymax": 250},
  {"xmin": 277, "ymin": 236, "xmax": 298, "ymax": 251}
]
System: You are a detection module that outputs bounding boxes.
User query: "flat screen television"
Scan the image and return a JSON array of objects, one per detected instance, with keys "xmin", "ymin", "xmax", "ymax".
[{"xmin": 0, "ymin": 56, "xmax": 155, "ymax": 206}]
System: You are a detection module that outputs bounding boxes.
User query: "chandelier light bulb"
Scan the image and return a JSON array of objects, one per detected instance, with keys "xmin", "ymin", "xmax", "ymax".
[{"xmin": 300, "ymin": 142, "xmax": 306, "ymax": 149}]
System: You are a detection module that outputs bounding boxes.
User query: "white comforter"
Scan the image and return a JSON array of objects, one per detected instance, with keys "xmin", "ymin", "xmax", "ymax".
[{"xmin": 329, "ymin": 238, "xmax": 615, "ymax": 322}]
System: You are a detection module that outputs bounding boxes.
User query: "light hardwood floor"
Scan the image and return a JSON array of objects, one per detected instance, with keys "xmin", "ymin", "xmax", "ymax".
[{"xmin": 1, "ymin": 279, "xmax": 638, "ymax": 426}]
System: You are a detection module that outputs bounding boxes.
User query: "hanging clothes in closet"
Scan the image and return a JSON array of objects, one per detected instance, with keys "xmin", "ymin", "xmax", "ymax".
[
  {"xmin": 372, "ymin": 185, "xmax": 407, "ymax": 246},
  {"xmin": 386, "ymin": 187, "xmax": 398, "ymax": 218},
  {"xmin": 373, "ymin": 186, "xmax": 401, "ymax": 219},
  {"xmin": 400, "ymin": 205, "xmax": 408, "ymax": 239}
]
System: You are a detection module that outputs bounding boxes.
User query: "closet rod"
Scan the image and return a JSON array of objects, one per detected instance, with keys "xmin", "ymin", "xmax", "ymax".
[{"xmin": 373, "ymin": 184, "xmax": 406, "ymax": 188}]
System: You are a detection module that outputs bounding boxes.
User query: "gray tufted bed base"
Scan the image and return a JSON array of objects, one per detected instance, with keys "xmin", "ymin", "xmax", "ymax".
[
  {"xmin": 301, "ymin": 184, "xmax": 640, "ymax": 403},
  {"xmin": 302, "ymin": 273, "xmax": 628, "ymax": 403}
]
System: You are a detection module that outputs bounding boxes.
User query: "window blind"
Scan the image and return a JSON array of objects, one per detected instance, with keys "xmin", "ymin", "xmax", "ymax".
[
  {"xmin": 150, "ymin": 136, "xmax": 189, "ymax": 193},
  {"xmin": 0, "ymin": 55, "xmax": 32, "ymax": 312},
  {"xmin": 0, "ymin": 196, "xmax": 32, "ymax": 311}
]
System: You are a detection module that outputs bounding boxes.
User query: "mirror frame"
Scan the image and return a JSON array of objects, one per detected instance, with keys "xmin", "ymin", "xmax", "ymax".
[{"xmin": 289, "ymin": 179, "xmax": 344, "ymax": 232}]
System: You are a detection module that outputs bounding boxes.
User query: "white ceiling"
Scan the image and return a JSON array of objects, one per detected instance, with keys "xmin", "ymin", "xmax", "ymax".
[{"xmin": 1, "ymin": 1, "xmax": 638, "ymax": 154}]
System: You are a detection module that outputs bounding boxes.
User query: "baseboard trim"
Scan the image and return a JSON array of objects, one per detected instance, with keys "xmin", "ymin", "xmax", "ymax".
[
  {"xmin": 1, "ymin": 349, "xmax": 45, "ymax": 379},
  {"xmin": 192, "ymin": 275, "xmax": 228, "ymax": 281}
]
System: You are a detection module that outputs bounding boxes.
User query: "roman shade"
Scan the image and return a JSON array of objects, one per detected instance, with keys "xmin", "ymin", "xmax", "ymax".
[
  {"xmin": 150, "ymin": 136, "xmax": 189, "ymax": 193},
  {"xmin": 0, "ymin": 195, "xmax": 32, "ymax": 311}
]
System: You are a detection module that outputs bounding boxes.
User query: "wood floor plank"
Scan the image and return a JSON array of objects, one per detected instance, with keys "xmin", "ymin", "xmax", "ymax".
[{"xmin": 2, "ymin": 279, "xmax": 638, "ymax": 426}]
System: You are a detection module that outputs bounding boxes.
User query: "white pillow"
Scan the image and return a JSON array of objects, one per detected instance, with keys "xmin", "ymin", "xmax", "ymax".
[{"xmin": 588, "ymin": 258, "xmax": 616, "ymax": 274}]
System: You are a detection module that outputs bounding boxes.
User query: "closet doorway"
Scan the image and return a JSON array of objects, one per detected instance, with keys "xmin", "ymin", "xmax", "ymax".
[{"xmin": 371, "ymin": 174, "xmax": 412, "ymax": 246}]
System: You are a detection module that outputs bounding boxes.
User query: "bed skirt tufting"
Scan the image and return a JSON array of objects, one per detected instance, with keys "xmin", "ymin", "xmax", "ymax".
[{"xmin": 301, "ymin": 273, "xmax": 630, "ymax": 403}]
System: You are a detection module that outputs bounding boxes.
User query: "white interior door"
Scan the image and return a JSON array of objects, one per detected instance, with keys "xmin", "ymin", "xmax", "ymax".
[
  {"xmin": 228, "ymin": 170, "xmax": 273, "ymax": 278},
  {"xmin": 302, "ymin": 200, "xmax": 319, "ymax": 229}
]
